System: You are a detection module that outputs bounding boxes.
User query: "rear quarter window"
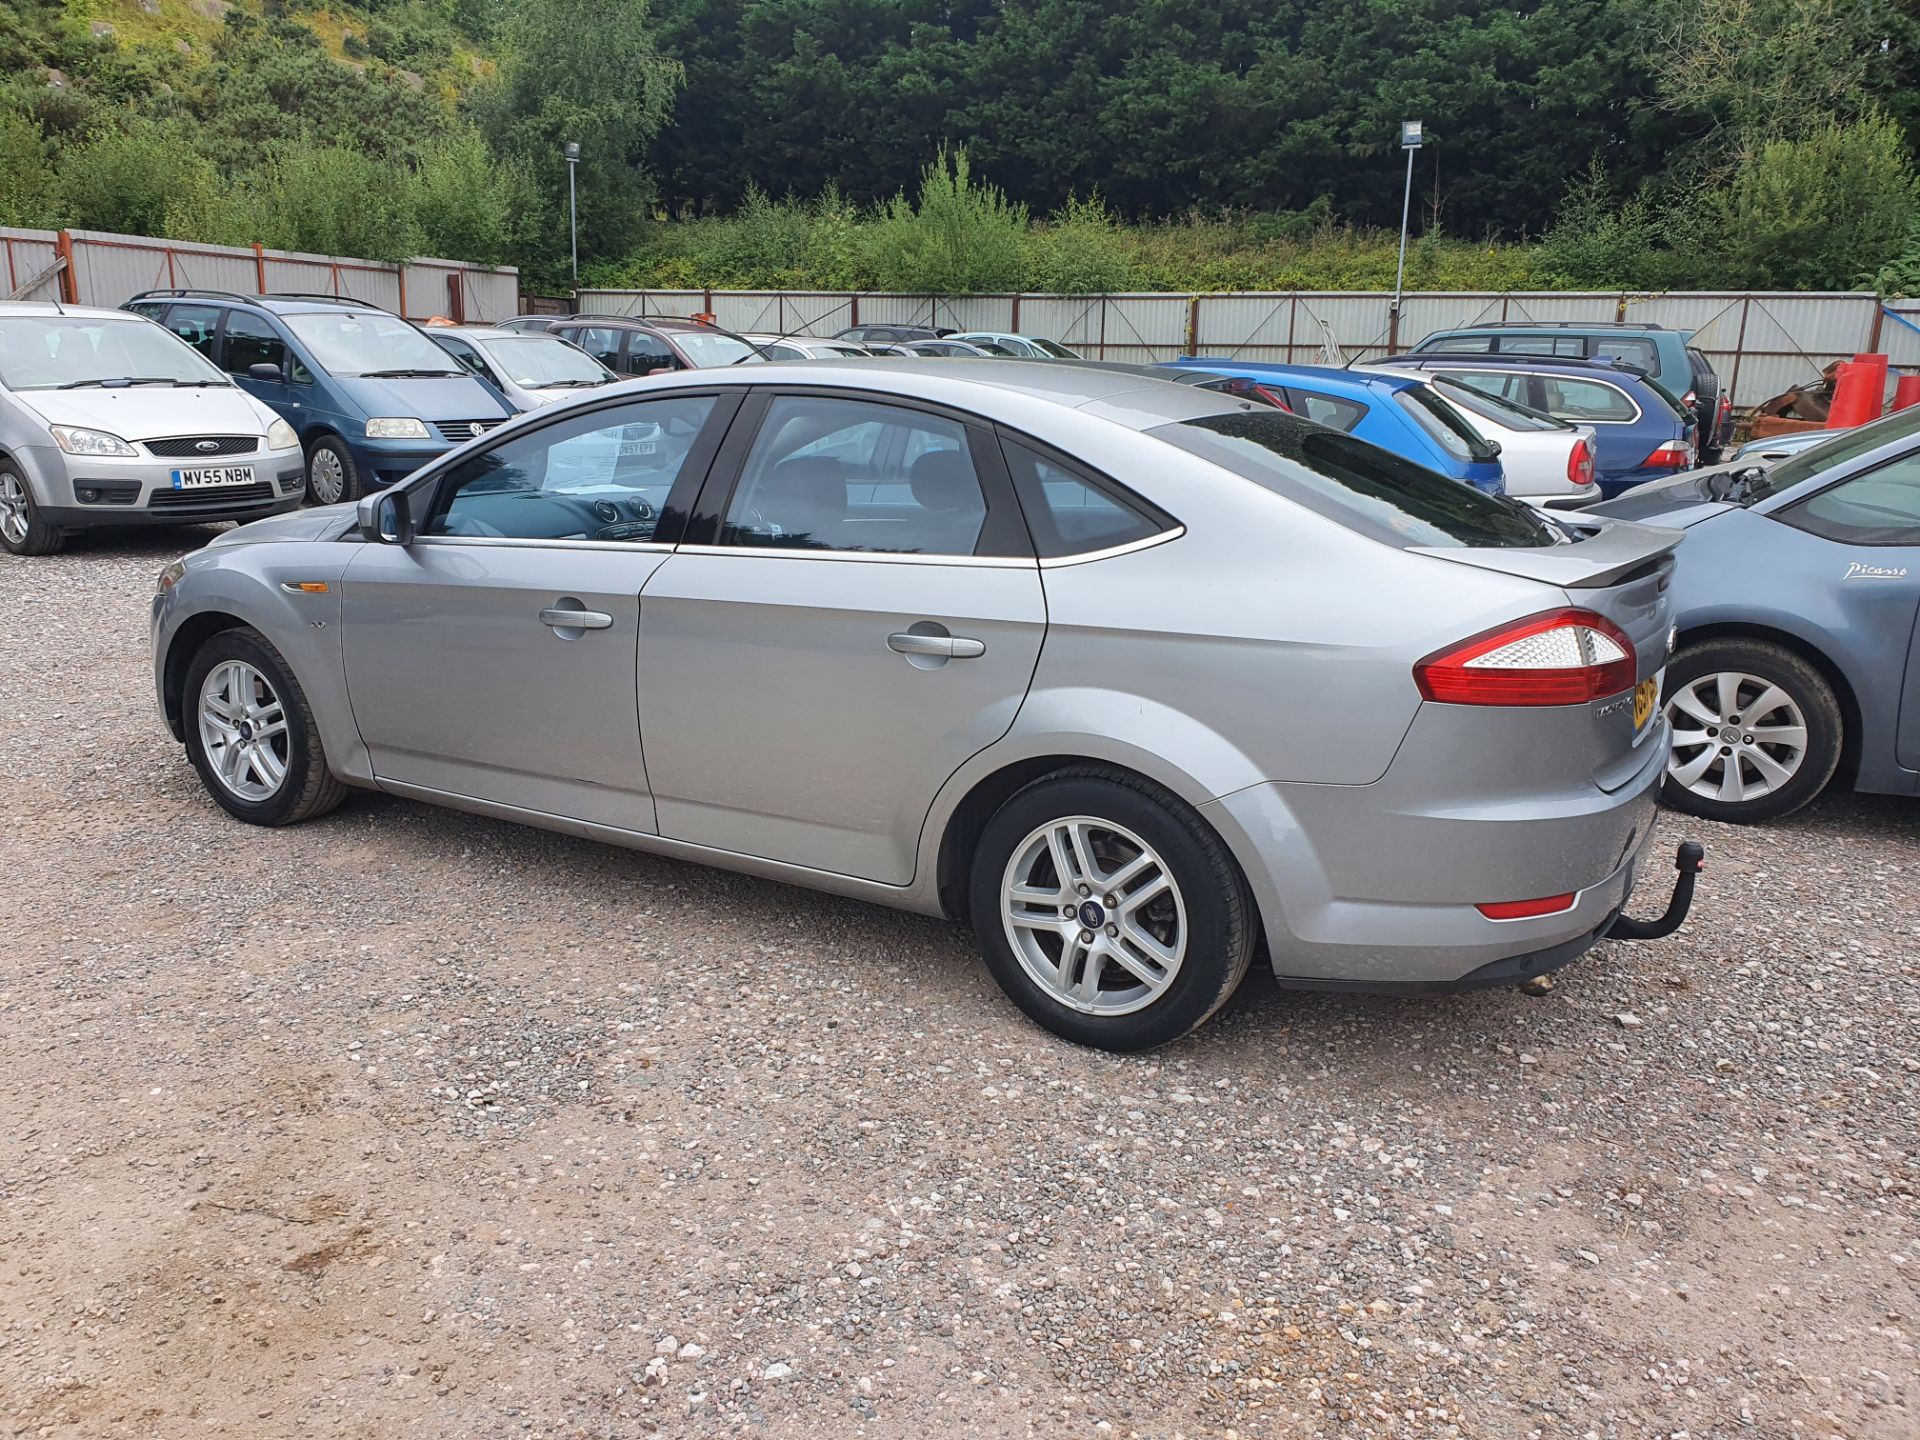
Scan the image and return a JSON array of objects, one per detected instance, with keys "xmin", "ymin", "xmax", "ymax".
[{"xmin": 1151, "ymin": 411, "xmax": 1557, "ymax": 550}]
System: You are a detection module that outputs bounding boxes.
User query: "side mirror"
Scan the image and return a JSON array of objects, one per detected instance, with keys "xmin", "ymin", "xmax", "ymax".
[
  {"xmin": 248, "ymin": 362, "xmax": 284, "ymax": 383},
  {"xmin": 360, "ymin": 490, "xmax": 415, "ymax": 545}
]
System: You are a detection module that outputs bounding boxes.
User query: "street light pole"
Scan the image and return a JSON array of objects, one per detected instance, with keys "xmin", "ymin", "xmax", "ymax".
[
  {"xmin": 564, "ymin": 141, "xmax": 580, "ymax": 289},
  {"xmin": 1392, "ymin": 120, "xmax": 1423, "ymax": 340}
]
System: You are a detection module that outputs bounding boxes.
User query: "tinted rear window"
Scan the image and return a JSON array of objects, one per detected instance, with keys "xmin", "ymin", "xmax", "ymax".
[{"xmin": 1151, "ymin": 411, "xmax": 1558, "ymax": 549}]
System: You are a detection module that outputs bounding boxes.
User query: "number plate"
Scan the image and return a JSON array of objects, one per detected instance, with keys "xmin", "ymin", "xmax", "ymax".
[
  {"xmin": 170, "ymin": 464, "xmax": 257, "ymax": 490},
  {"xmin": 617, "ymin": 440, "xmax": 657, "ymax": 457},
  {"xmin": 1633, "ymin": 675, "xmax": 1659, "ymax": 734}
]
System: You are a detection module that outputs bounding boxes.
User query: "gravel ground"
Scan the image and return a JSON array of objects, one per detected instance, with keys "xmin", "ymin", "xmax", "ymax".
[{"xmin": 1, "ymin": 530, "xmax": 1916, "ymax": 1440}]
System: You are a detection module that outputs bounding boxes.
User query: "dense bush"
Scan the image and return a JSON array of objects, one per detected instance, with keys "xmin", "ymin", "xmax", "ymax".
[{"xmin": 863, "ymin": 149, "xmax": 1027, "ymax": 294}]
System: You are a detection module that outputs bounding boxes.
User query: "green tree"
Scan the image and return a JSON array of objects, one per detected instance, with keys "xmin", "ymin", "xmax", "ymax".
[
  {"xmin": 865, "ymin": 146, "xmax": 1026, "ymax": 293},
  {"xmin": 0, "ymin": 106, "xmax": 60, "ymax": 227},
  {"xmin": 249, "ymin": 143, "xmax": 420, "ymax": 262},
  {"xmin": 1022, "ymin": 195, "xmax": 1135, "ymax": 294},
  {"xmin": 409, "ymin": 127, "xmax": 534, "ymax": 264},
  {"xmin": 477, "ymin": 0, "xmax": 681, "ymax": 263},
  {"xmin": 57, "ymin": 117, "xmax": 222, "ymax": 236}
]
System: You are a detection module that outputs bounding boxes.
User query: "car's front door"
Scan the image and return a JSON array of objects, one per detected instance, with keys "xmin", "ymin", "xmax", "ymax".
[
  {"xmin": 220, "ymin": 310, "xmax": 310, "ymax": 426},
  {"xmin": 339, "ymin": 391, "xmax": 733, "ymax": 829},
  {"xmin": 636, "ymin": 391, "xmax": 1046, "ymax": 884},
  {"xmin": 1774, "ymin": 452, "xmax": 1920, "ymax": 771}
]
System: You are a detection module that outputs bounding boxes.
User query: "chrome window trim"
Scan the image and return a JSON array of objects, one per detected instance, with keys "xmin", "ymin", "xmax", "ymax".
[
  {"xmin": 1036, "ymin": 525, "xmax": 1185, "ymax": 568},
  {"xmin": 674, "ymin": 542, "xmax": 1037, "ymax": 570},
  {"xmin": 412, "ymin": 535, "xmax": 676, "ymax": 554}
]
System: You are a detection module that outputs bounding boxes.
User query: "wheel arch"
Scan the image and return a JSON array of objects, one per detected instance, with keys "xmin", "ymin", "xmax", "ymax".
[
  {"xmin": 1674, "ymin": 621, "xmax": 1863, "ymax": 782},
  {"xmin": 161, "ymin": 610, "xmax": 254, "ymax": 740}
]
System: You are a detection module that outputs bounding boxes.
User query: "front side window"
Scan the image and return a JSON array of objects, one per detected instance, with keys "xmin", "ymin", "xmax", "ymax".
[
  {"xmin": 565, "ymin": 327, "xmax": 623, "ymax": 370},
  {"xmin": 1152, "ymin": 410, "xmax": 1558, "ymax": 550},
  {"xmin": 1002, "ymin": 439, "xmax": 1170, "ymax": 558},
  {"xmin": 426, "ymin": 395, "xmax": 717, "ymax": 542},
  {"xmin": 281, "ymin": 311, "xmax": 463, "ymax": 378},
  {"xmin": 720, "ymin": 395, "xmax": 989, "ymax": 555},
  {"xmin": 221, "ymin": 312, "xmax": 289, "ymax": 376},
  {"xmin": 1781, "ymin": 450, "xmax": 1920, "ymax": 545},
  {"xmin": 0, "ymin": 315, "xmax": 229, "ymax": 390}
]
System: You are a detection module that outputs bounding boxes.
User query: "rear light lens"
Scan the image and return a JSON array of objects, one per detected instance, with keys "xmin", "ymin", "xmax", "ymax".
[
  {"xmin": 1477, "ymin": 893, "xmax": 1577, "ymax": 921},
  {"xmin": 1566, "ymin": 437, "xmax": 1596, "ymax": 487},
  {"xmin": 1641, "ymin": 441, "xmax": 1693, "ymax": 469},
  {"xmin": 1414, "ymin": 608, "xmax": 1638, "ymax": 706}
]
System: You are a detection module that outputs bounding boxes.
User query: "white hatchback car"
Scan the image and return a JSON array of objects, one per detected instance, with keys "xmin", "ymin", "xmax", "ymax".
[
  {"xmin": 0, "ymin": 303, "xmax": 303, "ymax": 555},
  {"xmin": 1366, "ymin": 366, "xmax": 1599, "ymax": 507}
]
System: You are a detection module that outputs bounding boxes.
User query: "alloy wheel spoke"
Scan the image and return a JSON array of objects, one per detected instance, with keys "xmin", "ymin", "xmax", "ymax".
[
  {"xmin": 252, "ymin": 708, "xmax": 287, "ymax": 739},
  {"xmin": 1747, "ymin": 723, "xmax": 1805, "ymax": 749},
  {"xmin": 1743, "ymin": 744, "xmax": 1796, "ymax": 789},
  {"xmin": 1103, "ymin": 851, "xmax": 1155, "ymax": 895},
  {"xmin": 1670, "ymin": 746, "xmax": 1719, "ymax": 787},
  {"xmin": 1670, "ymin": 685, "xmax": 1720, "ymax": 728},
  {"xmin": 1121, "ymin": 872, "xmax": 1171, "ymax": 913},
  {"xmin": 1119, "ymin": 918, "xmax": 1178, "ymax": 969},
  {"xmin": 1046, "ymin": 827, "xmax": 1081, "ymax": 890},
  {"xmin": 1716, "ymin": 756, "xmax": 1747, "ymax": 802},
  {"xmin": 1070, "ymin": 944, "xmax": 1105, "ymax": 1004},
  {"xmin": 1065, "ymin": 823, "xmax": 1100, "ymax": 888},
  {"xmin": 1714, "ymin": 672, "xmax": 1744, "ymax": 724},
  {"xmin": 220, "ymin": 737, "xmax": 251, "ymax": 786},
  {"xmin": 1668, "ymin": 727, "xmax": 1715, "ymax": 750},
  {"xmin": 1741, "ymin": 685, "xmax": 1791, "ymax": 725}
]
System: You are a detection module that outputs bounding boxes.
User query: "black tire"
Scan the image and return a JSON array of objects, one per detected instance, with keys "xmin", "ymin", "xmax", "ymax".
[
  {"xmin": 182, "ymin": 626, "xmax": 349, "ymax": 826},
  {"xmin": 1660, "ymin": 637, "xmax": 1843, "ymax": 823},
  {"xmin": 0, "ymin": 462, "xmax": 67, "ymax": 556},
  {"xmin": 305, "ymin": 433, "xmax": 362, "ymax": 506},
  {"xmin": 967, "ymin": 767, "xmax": 1256, "ymax": 1051}
]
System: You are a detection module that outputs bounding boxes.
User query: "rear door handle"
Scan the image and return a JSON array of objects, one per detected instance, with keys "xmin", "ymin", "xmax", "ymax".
[
  {"xmin": 540, "ymin": 606, "xmax": 614, "ymax": 631},
  {"xmin": 888, "ymin": 631, "xmax": 985, "ymax": 659}
]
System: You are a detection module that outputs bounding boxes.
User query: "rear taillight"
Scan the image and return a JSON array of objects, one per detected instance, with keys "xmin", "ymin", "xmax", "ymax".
[
  {"xmin": 1414, "ymin": 608, "xmax": 1638, "ymax": 707},
  {"xmin": 1566, "ymin": 437, "xmax": 1596, "ymax": 488},
  {"xmin": 1641, "ymin": 441, "xmax": 1692, "ymax": 469}
]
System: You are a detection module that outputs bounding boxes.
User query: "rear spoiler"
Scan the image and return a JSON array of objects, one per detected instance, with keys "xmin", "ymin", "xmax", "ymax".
[{"xmin": 1410, "ymin": 514, "xmax": 1681, "ymax": 590}]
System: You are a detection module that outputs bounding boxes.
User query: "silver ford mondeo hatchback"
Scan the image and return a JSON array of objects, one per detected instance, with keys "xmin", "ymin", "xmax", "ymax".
[{"xmin": 153, "ymin": 360, "xmax": 1686, "ymax": 1049}]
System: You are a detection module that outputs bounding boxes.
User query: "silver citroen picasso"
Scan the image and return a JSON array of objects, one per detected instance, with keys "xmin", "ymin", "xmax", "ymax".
[{"xmin": 151, "ymin": 360, "xmax": 1698, "ymax": 1049}]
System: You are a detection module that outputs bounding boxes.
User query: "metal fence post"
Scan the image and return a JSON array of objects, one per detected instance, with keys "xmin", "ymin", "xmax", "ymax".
[
  {"xmin": 1186, "ymin": 295, "xmax": 1200, "ymax": 356},
  {"xmin": 54, "ymin": 231, "xmax": 77, "ymax": 304}
]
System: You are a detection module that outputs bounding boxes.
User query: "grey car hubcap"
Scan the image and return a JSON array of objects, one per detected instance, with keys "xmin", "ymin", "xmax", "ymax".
[
  {"xmin": 0, "ymin": 475, "xmax": 29, "ymax": 545},
  {"xmin": 309, "ymin": 447, "xmax": 345, "ymax": 505},
  {"xmin": 1665, "ymin": 670, "xmax": 1808, "ymax": 805},
  {"xmin": 199, "ymin": 660, "xmax": 291, "ymax": 802},
  {"xmin": 1000, "ymin": 816, "xmax": 1187, "ymax": 1016}
]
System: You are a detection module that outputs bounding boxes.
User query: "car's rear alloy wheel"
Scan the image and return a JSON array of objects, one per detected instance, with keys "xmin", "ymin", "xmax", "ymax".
[
  {"xmin": 184, "ymin": 627, "xmax": 348, "ymax": 826},
  {"xmin": 1661, "ymin": 639, "xmax": 1842, "ymax": 823},
  {"xmin": 970, "ymin": 769, "xmax": 1255, "ymax": 1050}
]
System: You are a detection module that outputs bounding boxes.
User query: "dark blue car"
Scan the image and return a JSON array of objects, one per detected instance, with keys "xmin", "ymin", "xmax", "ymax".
[
  {"xmin": 1166, "ymin": 359, "xmax": 1505, "ymax": 494},
  {"xmin": 1592, "ymin": 405, "xmax": 1920, "ymax": 821},
  {"xmin": 1376, "ymin": 354, "xmax": 1694, "ymax": 497},
  {"xmin": 124, "ymin": 290, "xmax": 512, "ymax": 504}
]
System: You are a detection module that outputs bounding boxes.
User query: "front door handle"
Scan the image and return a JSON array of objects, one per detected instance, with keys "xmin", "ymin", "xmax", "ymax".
[
  {"xmin": 888, "ymin": 631, "xmax": 985, "ymax": 659},
  {"xmin": 540, "ymin": 605, "xmax": 614, "ymax": 631}
]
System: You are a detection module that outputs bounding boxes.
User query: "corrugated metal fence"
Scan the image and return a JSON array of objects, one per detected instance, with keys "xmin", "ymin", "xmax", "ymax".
[
  {"xmin": 3, "ymin": 227, "xmax": 518, "ymax": 323},
  {"xmin": 577, "ymin": 286, "xmax": 1915, "ymax": 408}
]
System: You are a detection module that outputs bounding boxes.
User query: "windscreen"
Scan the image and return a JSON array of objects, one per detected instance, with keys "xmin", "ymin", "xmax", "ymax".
[
  {"xmin": 1741, "ymin": 404, "xmax": 1920, "ymax": 504},
  {"xmin": 1152, "ymin": 410, "xmax": 1559, "ymax": 549},
  {"xmin": 483, "ymin": 335, "xmax": 610, "ymax": 386},
  {"xmin": 1431, "ymin": 377, "xmax": 1569, "ymax": 433},
  {"xmin": 672, "ymin": 330, "xmax": 756, "ymax": 367},
  {"xmin": 0, "ymin": 315, "xmax": 229, "ymax": 389},
  {"xmin": 284, "ymin": 311, "xmax": 463, "ymax": 377}
]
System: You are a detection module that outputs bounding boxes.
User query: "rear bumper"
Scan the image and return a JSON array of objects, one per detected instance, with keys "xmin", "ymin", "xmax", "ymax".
[{"xmin": 1203, "ymin": 712, "xmax": 1669, "ymax": 991}]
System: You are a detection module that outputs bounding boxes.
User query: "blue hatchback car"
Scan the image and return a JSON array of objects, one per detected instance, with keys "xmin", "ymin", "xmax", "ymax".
[
  {"xmin": 1591, "ymin": 405, "xmax": 1920, "ymax": 822},
  {"xmin": 1377, "ymin": 354, "xmax": 1694, "ymax": 497},
  {"xmin": 124, "ymin": 291, "xmax": 512, "ymax": 505},
  {"xmin": 1167, "ymin": 359, "xmax": 1505, "ymax": 494}
]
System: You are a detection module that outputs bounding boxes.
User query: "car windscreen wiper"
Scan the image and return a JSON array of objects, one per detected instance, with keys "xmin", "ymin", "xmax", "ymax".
[
  {"xmin": 57, "ymin": 375, "xmax": 194, "ymax": 388},
  {"xmin": 538, "ymin": 379, "xmax": 606, "ymax": 388},
  {"xmin": 358, "ymin": 368, "xmax": 467, "ymax": 379}
]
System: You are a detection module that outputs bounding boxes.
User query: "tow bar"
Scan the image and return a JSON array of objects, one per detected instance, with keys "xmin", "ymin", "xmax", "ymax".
[{"xmin": 1606, "ymin": 841, "xmax": 1705, "ymax": 941}]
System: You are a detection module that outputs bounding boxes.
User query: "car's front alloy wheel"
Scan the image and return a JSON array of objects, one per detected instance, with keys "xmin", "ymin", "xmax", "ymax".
[
  {"xmin": 970, "ymin": 768, "xmax": 1255, "ymax": 1050},
  {"xmin": 183, "ymin": 627, "xmax": 348, "ymax": 826}
]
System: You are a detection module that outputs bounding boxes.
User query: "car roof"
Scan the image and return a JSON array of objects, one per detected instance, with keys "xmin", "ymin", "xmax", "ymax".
[
  {"xmin": 548, "ymin": 357, "xmax": 1248, "ymax": 431},
  {"xmin": 1, "ymin": 301, "xmax": 152, "ymax": 323},
  {"xmin": 1425, "ymin": 321, "xmax": 1677, "ymax": 333},
  {"xmin": 437, "ymin": 326, "xmax": 530, "ymax": 341},
  {"xmin": 1181, "ymin": 359, "xmax": 1421, "ymax": 396},
  {"xmin": 1382, "ymin": 352, "xmax": 1646, "ymax": 377}
]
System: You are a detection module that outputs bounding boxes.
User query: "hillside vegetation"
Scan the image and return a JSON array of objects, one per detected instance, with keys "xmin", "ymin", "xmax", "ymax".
[{"xmin": 3, "ymin": 0, "xmax": 1918, "ymax": 295}]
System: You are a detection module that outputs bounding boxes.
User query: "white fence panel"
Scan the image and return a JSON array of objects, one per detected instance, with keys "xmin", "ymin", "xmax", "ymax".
[
  {"xmin": 1882, "ymin": 303, "xmax": 1920, "ymax": 371},
  {"xmin": 1, "ymin": 228, "xmax": 60, "ymax": 300}
]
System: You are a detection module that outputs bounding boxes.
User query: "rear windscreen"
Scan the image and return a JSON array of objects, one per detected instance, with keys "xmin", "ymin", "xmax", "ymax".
[{"xmin": 1151, "ymin": 410, "xmax": 1559, "ymax": 549}]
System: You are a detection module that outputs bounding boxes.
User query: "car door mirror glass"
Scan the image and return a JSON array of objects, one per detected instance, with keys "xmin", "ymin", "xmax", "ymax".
[{"xmin": 363, "ymin": 491, "xmax": 415, "ymax": 545}]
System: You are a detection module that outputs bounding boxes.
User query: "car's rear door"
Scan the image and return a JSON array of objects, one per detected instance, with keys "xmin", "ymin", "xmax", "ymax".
[
  {"xmin": 635, "ymin": 388, "xmax": 1045, "ymax": 884},
  {"xmin": 340, "ymin": 390, "xmax": 734, "ymax": 830}
]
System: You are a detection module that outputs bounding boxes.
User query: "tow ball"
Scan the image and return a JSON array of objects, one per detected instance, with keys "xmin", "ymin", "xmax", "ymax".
[{"xmin": 1606, "ymin": 841, "xmax": 1705, "ymax": 942}]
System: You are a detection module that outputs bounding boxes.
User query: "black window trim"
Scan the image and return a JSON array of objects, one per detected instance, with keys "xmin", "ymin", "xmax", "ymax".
[{"xmin": 680, "ymin": 385, "xmax": 1035, "ymax": 561}]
